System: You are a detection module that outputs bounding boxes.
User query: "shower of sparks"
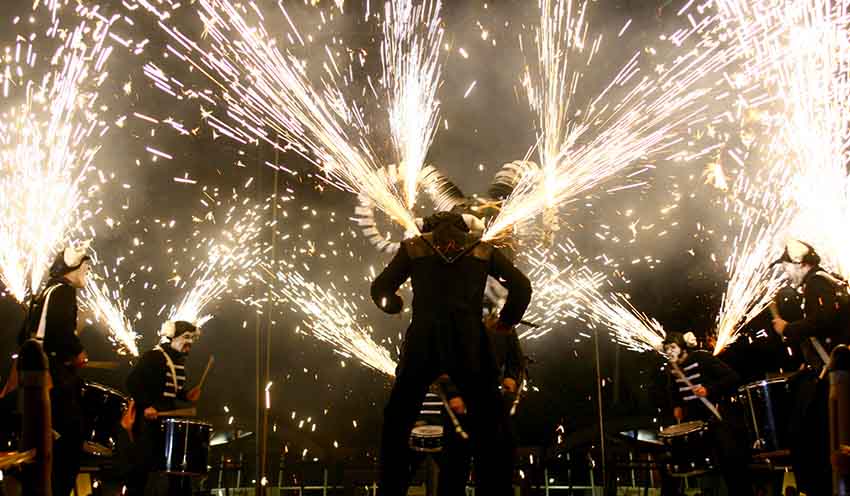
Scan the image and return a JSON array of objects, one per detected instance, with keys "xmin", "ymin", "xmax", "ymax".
[
  {"xmin": 137, "ymin": 0, "xmax": 420, "ymax": 235},
  {"xmin": 382, "ymin": 0, "xmax": 444, "ymax": 211},
  {"xmin": 522, "ymin": 0, "xmax": 594, "ymax": 225},
  {"xmin": 519, "ymin": 243, "xmax": 606, "ymax": 339},
  {"xmin": 484, "ymin": 0, "xmax": 776, "ymax": 242},
  {"xmin": 709, "ymin": 0, "xmax": 850, "ymax": 352},
  {"xmin": 166, "ymin": 200, "xmax": 266, "ymax": 327},
  {"xmin": 713, "ymin": 167, "xmax": 796, "ymax": 355},
  {"xmin": 776, "ymin": 1, "xmax": 850, "ymax": 279},
  {"xmin": 81, "ymin": 260, "xmax": 140, "ymax": 356},
  {"xmin": 269, "ymin": 268, "xmax": 397, "ymax": 377},
  {"xmin": 579, "ymin": 288, "xmax": 666, "ymax": 353},
  {"xmin": 0, "ymin": 8, "xmax": 116, "ymax": 302}
]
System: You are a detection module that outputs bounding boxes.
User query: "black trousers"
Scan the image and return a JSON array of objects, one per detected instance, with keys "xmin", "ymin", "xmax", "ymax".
[
  {"xmin": 49, "ymin": 362, "xmax": 83, "ymax": 496},
  {"xmin": 378, "ymin": 370, "xmax": 514, "ymax": 496},
  {"xmin": 789, "ymin": 371, "xmax": 831, "ymax": 495},
  {"xmin": 438, "ymin": 394, "xmax": 516, "ymax": 496}
]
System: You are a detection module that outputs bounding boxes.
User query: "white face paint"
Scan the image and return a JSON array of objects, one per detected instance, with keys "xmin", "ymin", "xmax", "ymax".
[
  {"xmin": 664, "ymin": 343, "xmax": 686, "ymax": 364},
  {"xmin": 782, "ymin": 261, "xmax": 809, "ymax": 287},
  {"xmin": 169, "ymin": 332, "xmax": 198, "ymax": 354},
  {"xmin": 66, "ymin": 261, "xmax": 91, "ymax": 289}
]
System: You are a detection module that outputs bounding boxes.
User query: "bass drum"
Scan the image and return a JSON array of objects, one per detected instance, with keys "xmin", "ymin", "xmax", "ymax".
[
  {"xmin": 658, "ymin": 421, "xmax": 715, "ymax": 476},
  {"xmin": 157, "ymin": 418, "xmax": 213, "ymax": 475},
  {"xmin": 79, "ymin": 381, "xmax": 128, "ymax": 456}
]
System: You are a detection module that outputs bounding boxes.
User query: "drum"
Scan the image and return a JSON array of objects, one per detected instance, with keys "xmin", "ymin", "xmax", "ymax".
[
  {"xmin": 408, "ymin": 390, "xmax": 444, "ymax": 453},
  {"xmin": 410, "ymin": 425, "xmax": 444, "ymax": 453},
  {"xmin": 157, "ymin": 418, "xmax": 212, "ymax": 475},
  {"xmin": 737, "ymin": 376, "xmax": 793, "ymax": 452},
  {"xmin": 658, "ymin": 421, "xmax": 715, "ymax": 476},
  {"xmin": 79, "ymin": 381, "xmax": 128, "ymax": 456}
]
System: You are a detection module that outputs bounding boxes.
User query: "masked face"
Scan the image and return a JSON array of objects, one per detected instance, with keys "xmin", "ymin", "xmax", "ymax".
[
  {"xmin": 664, "ymin": 343, "xmax": 686, "ymax": 364},
  {"xmin": 782, "ymin": 261, "xmax": 809, "ymax": 287},
  {"xmin": 169, "ymin": 332, "xmax": 197, "ymax": 354},
  {"xmin": 66, "ymin": 261, "xmax": 91, "ymax": 289}
]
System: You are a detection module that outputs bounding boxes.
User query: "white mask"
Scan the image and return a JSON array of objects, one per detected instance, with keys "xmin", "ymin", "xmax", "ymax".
[
  {"xmin": 664, "ymin": 343, "xmax": 685, "ymax": 364},
  {"xmin": 782, "ymin": 261, "xmax": 810, "ymax": 287},
  {"xmin": 169, "ymin": 332, "xmax": 198, "ymax": 354}
]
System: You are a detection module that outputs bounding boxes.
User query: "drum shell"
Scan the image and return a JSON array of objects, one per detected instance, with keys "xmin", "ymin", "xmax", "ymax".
[
  {"xmin": 157, "ymin": 418, "xmax": 212, "ymax": 475},
  {"xmin": 79, "ymin": 381, "xmax": 128, "ymax": 456},
  {"xmin": 409, "ymin": 425, "xmax": 444, "ymax": 453},
  {"xmin": 737, "ymin": 377, "xmax": 793, "ymax": 452},
  {"xmin": 658, "ymin": 421, "xmax": 715, "ymax": 476}
]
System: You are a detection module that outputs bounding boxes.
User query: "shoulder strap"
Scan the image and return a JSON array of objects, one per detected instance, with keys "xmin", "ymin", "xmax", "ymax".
[
  {"xmin": 154, "ymin": 345, "xmax": 179, "ymax": 393},
  {"xmin": 34, "ymin": 283, "xmax": 64, "ymax": 341}
]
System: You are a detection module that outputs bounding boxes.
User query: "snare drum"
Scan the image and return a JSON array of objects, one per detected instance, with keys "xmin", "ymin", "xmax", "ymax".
[
  {"xmin": 157, "ymin": 418, "xmax": 213, "ymax": 475},
  {"xmin": 410, "ymin": 424, "xmax": 444, "ymax": 453},
  {"xmin": 408, "ymin": 390, "xmax": 445, "ymax": 453},
  {"xmin": 737, "ymin": 376, "xmax": 793, "ymax": 452},
  {"xmin": 79, "ymin": 381, "xmax": 128, "ymax": 456},
  {"xmin": 658, "ymin": 421, "xmax": 715, "ymax": 476}
]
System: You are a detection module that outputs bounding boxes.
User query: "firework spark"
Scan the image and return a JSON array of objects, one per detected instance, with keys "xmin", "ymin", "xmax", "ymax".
[
  {"xmin": 82, "ymin": 259, "xmax": 140, "ymax": 356},
  {"xmin": 0, "ymin": 8, "xmax": 116, "ymax": 301},
  {"xmin": 269, "ymin": 268, "xmax": 397, "ymax": 377},
  {"xmin": 137, "ymin": 0, "xmax": 423, "ymax": 236},
  {"xmin": 579, "ymin": 288, "xmax": 666, "ymax": 353},
  {"xmin": 485, "ymin": 0, "xmax": 782, "ymax": 242},
  {"xmin": 382, "ymin": 0, "xmax": 444, "ymax": 211},
  {"xmin": 166, "ymin": 200, "xmax": 266, "ymax": 327}
]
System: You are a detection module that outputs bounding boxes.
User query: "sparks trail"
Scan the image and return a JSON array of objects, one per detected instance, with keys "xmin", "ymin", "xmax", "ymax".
[
  {"xmin": 267, "ymin": 267, "xmax": 397, "ymax": 377},
  {"xmin": 0, "ymin": 5, "xmax": 117, "ymax": 302}
]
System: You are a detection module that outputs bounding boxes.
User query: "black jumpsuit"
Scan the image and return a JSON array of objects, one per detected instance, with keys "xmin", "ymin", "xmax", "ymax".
[
  {"xmin": 666, "ymin": 350, "xmax": 752, "ymax": 495},
  {"xmin": 125, "ymin": 345, "xmax": 191, "ymax": 495},
  {"xmin": 20, "ymin": 278, "xmax": 85, "ymax": 496},
  {"xmin": 371, "ymin": 232, "xmax": 532, "ymax": 496},
  {"xmin": 783, "ymin": 268, "xmax": 850, "ymax": 495}
]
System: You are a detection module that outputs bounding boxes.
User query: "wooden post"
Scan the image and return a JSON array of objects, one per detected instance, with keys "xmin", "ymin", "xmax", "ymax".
[{"xmin": 18, "ymin": 339, "xmax": 51, "ymax": 495}]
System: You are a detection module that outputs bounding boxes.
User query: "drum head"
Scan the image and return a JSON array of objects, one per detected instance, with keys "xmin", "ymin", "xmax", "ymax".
[
  {"xmin": 411, "ymin": 425, "xmax": 443, "ymax": 438},
  {"xmin": 659, "ymin": 421, "xmax": 706, "ymax": 437}
]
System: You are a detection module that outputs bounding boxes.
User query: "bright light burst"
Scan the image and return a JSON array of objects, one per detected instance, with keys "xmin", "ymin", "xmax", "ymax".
[
  {"xmin": 382, "ymin": 0, "xmax": 444, "ymax": 211},
  {"xmin": 485, "ymin": 0, "xmax": 770, "ymax": 242},
  {"xmin": 139, "ymin": 0, "xmax": 421, "ymax": 235},
  {"xmin": 709, "ymin": 0, "xmax": 850, "ymax": 352},
  {"xmin": 579, "ymin": 288, "xmax": 666, "ymax": 353},
  {"xmin": 0, "ymin": 7, "xmax": 116, "ymax": 301},
  {"xmin": 82, "ymin": 259, "xmax": 140, "ymax": 356},
  {"xmin": 269, "ymin": 268, "xmax": 397, "ymax": 377},
  {"xmin": 167, "ymin": 200, "xmax": 266, "ymax": 327},
  {"xmin": 713, "ymin": 166, "xmax": 796, "ymax": 354},
  {"xmin": 519, "ymin": 242, "xmax": 606, "ymax": 339}
]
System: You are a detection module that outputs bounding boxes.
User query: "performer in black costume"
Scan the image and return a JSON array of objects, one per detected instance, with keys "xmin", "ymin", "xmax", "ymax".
[
  {"xmin": 438, "ymin": 312, "xmax": 526, "ymax": 496},
  {"xmin": 661, "ymin": 332, "xmax": 753, "ymax": 495},
  {"xmin": 371, "ymin": 210, "xmax": 532, "ymax": 496},
  {"xmin": 125, "ymin": 320, "xmax": 201, "ymax": 495},
  {"xmin": 17, "ymin": 243, "xmax": 92, "ymax": 496},
  {"xmin": 771, "ymin": 240, "xmax": 850, "ymax": 495}
]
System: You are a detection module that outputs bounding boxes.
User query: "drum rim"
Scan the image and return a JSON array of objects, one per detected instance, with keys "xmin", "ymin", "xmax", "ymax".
[
  {"xmin": 738, "ymin": 376, "xmax": 790, "ymax": 392},
  {"xmin": 410, "ymin": 425, "xmax": 443, "ymax": 437},
  {"xmin": 659, "ymin": 420, "xmax": 706, "ymax": 436},
  {"xmin": 81, "ymin": 381, "xmax": 128, "ymax": 400},
  {"xmin": 162, "ymin": 417, "xmax": 213, "ymax": 427}
]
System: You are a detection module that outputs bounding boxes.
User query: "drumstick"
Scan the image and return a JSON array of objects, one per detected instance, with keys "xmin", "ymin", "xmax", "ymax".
[
  {"xmin": 770, "ymin": 301, "xmax": 831, "ymax": 377},
  {"xmin": 83, "ymin": 361, "xmax": 120, "ymax": 370},
  {"xmin": 431, "ymin": 385, "xmax": 469, "ymax": 440},
  {"xmin": 197, "ymin": 356, "xmax": 215, "ymax": 390},
  {"xmin": 156, "ymin": 407, "xmax": 197, "ymax": 418},
  {"xmin": 669, "ymin": 362, "xmax": 723, "ymax": 421}
]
